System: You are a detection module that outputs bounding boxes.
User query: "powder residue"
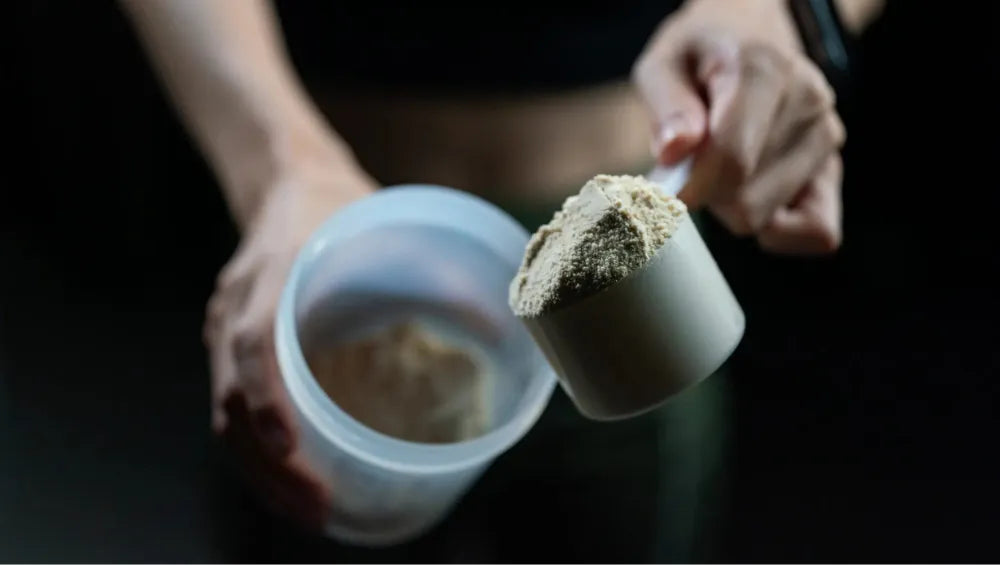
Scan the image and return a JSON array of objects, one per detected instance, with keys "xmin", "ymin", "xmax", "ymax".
[
  {"xmin": 509, "ymin": 174, "xmax": 688, "ymax": 317},
  {"xmin": 306, "ymin": 321, "xmax": 490, "ymax": 444}
]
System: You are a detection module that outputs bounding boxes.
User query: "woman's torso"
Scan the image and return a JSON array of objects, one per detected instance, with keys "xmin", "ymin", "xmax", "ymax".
[{"xmin": 275, "ymin": 1, "xmax": 682, "ymax": 206}]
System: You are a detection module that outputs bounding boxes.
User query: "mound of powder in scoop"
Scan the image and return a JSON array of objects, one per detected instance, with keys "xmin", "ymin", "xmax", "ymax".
[{"xmin": 509, "ymin": 174, "xmax": 688, "ymax": 317}]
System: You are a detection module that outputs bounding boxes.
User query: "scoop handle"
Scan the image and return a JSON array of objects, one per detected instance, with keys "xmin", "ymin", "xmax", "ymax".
[{"xmin": 647, "ymin": 156, "xmax": 693, "ymax": 197}]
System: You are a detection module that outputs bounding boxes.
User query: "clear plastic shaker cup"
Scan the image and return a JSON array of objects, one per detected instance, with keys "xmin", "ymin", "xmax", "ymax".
[{"xmin": 274, "ymin": 185, "xmax": 558, "ymax": 547}]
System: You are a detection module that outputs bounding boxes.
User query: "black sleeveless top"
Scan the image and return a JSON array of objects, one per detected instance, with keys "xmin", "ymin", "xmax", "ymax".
[{"xmin": 274, "ymin": 1, "xmax": 683, "ymax": 93}]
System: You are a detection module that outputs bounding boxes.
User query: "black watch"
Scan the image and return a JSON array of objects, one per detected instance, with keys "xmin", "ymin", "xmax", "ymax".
[{"xmin": 786, "ymin": 0, "xmax": 853, "ymax": 100}]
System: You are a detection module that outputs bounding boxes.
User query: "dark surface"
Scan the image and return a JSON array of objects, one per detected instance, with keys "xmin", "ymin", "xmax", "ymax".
[{"xmin": 4, "ymin": 1, "xmax": 1000, "ymax": 562}]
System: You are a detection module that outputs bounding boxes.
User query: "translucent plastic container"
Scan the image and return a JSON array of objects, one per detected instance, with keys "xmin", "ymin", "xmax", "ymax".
[{"xmin": 274, "ymin": 185, "xmax": 558, "ymax": 547}]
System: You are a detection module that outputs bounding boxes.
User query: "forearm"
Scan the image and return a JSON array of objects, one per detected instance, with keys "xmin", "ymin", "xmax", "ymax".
[
  {"xmin": 680, "ymin": 0, "xmax": 884, "ymax": 36},
  {"xmin": 119, "ymin": 0, "xmax": 364, "ymax": 226}
]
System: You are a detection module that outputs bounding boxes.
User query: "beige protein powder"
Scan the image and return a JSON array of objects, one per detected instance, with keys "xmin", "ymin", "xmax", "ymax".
[
  {"xmin": 509, "ymin": 174, "xmax": 688, "ymax": 317},
  {"xmin": 306, "ymin": 321, "xmax": 491, "ymax": 444}
]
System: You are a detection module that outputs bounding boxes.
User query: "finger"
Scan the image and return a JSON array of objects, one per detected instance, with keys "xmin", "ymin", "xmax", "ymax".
[
  {"xmin": 212, "ymin": 264, "xmax": 256, "ymax": 324},
  {"xmin": 206, "ymin": 272, "xmax": 257, "ymax": 434},
  {"xmin": 232, "ymin": 324, "xmax": 296, "ymax": 458},
  {"xmin": 209, "ymin": 317, "xmax": 239, "ymax": 435},
  {"xmin": 632, "ymin": 45, "xmax": 709, "ymax": 166},
  {"xmin": 760, "ymin": 58, "xmax": 837, "ymax": 167},
  {"xmin": 677, "ymin": 41, "xmax": 790, "ymax": 209},
  {"xmin": 231, "ymin": 273, "xmax": 297, "ymax": 457},
  {"xmin": 715, "ymin": 113, "xmax": 844, "ymax": 234},
  {"xmin": 216, "ymin": 241, "xmax": 258, "ymax": 295},
  {"xmin": 222, "ymin": 394, "xmax": 330, "ymax": 530},
  {"xmin": 203, "ymin": 294, "xmax": 223, "ymax": 348},
  {"xmin": 231, "ymin": 268, "xmax": 287, "ymax": 414},
  {"xmin": 205, "ymin": 255, "xmax": 257, "ymax": 352},
  {"xmin": 758, "ymin": 155, "xmax": 843, "ymax": 255},
  {"xmin": 272, "ymin": 452, "xmax": 332, "ymax": 531},
  {"xmin": 229, "ymin": 402, "xmax": 329, "ymax": 530},
  {"xmin": 222, "ymin": 394, "xmax": 297, "ymax": 514},
  {"xmin": 701, "ymin": 41, "xmax": 791, "ymax": 179}
]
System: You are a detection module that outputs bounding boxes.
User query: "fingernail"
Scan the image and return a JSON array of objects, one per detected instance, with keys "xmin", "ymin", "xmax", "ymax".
[
  {"xmin": 657, "ymin": 115, "xmax": 684, "ymax": 142},
  {"xmin": 253, "ymin": 410, "xmax": 292, "ymax": 456},
  {"xmin": 654, "ymin": 114, "xmax": 697, "ymax": 163}
]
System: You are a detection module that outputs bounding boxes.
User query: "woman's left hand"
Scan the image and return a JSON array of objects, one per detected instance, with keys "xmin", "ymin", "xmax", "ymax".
[{"xmin": 633, "ymin": 0, "xmax": 845, "ymax": 255}]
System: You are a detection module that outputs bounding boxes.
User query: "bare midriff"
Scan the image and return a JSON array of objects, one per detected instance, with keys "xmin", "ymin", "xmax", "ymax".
[{"xmin": 312, "ymin": 80, "xmax": 655, "ymax": 207}]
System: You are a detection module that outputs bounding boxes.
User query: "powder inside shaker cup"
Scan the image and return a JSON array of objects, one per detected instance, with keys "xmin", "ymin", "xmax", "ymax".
[{"xmin": 306, "ymin": 320, "xmax": 493, "ymax": 444}]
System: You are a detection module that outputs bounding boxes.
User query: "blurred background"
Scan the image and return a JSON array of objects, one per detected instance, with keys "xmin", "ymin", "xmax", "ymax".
[{"xmin": 3, "ymin": 1, "xmax": 998, "ymax": 562}]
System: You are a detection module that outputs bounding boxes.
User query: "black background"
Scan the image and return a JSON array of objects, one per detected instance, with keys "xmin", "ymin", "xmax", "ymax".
[{"xmin": 3, "ymin": 1, "xmax": 999, "ymax": 562}]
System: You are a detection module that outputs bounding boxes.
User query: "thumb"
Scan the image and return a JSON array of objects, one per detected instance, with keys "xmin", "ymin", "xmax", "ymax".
[{"xmin": 634, "ymin": 55, "xmax": 708, "ymax": 165}]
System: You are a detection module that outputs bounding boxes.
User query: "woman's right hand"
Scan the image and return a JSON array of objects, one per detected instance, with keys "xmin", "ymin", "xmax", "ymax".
[
  {"xmin": 633, "ymin": 0, "xmax": 846, "ymax": 255},
  {"xmin": 204, "ymin": 161, "xmax": 377, "ymax": 529}
]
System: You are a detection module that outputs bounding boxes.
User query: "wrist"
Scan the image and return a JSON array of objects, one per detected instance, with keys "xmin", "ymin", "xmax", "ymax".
[
  {"xmin": 216, "ymin": 115, "xmax": 372, "ymax": 229},
  {"xmin": 680, "ymin": 0, "xmax": 803, "ymax": 50}
]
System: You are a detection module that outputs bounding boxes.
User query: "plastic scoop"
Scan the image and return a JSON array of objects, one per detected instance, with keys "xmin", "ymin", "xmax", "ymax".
[{"xmin": 519, "ymin": 159, "xmax": 745, "ymax": 420}]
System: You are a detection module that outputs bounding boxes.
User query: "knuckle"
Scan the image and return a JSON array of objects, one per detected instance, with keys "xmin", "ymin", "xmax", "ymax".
[
  {"xmin": 216, "ymin": 245, "xmax": 256, "ymax": 290},
  {"xmin": 800, "ymin": 82, "xmax": 834, "ymax": 113},
  {"xmin": 832, "ymin": 115, "xmax": 847, "ymax": 146},
  {"xmin": 213, "ymin": 388, "xmax": 243, "ymax": 436},
  {"xmin": 828, "ymin": 154, "xmax": 845, "ymax": 180},
  {"xmin": 810, "ymin": 79, "xmax": 836, "ymax": 110},
  {"xmin": 821, "ymin": 113, "xmax": 847, "ymax": 148},
  {"xmin": 211, "ymin": 413, "xmax": 226, "ymax": 437},
  {"xmin": 716, "ymin": 144, "xmax": 754, "ymax": 187},
  {"xmin": 708, "ymin": 126, "xmax": 761, "ymax": 184},
  {"xmin": 631, "ymin": 55, "xmax": 650, "ymax": 81},
  {"xmin": 232, "ymin": 324, "xmax": 267, "ymax": 361},
  {"xmin": 756, "ymin": 232, "xmax": 783, "ymax": 254},
  {"xmin": 735, "ymin": 194, "xmax": 767, "ymax": 234},
  {"xmin": 717, "ymin": 200, "xmax": 757, "ymax": 237},
  {"xmin": 795, "ymin": 59, "xmax": 836, "ymax": 110},
  {"xmin": 704, "ymin": 137, "xmax": 752, "ymax": 186},
  {"xmin": 202, "ymin": 323, "xmax": 217, "ymax": 348},
  {"xmin": 817, "ymin": 223, "xmax": 843, "ymax": 253},
  {"xmin": 731, "ymin": 151, "xmax": 755, "ymax": 184},
  {"xmin": 729, "ymin": 218, "xmax": 755, "ymax": 237},
  {"xmin": 216, "ymin": 262, "xmax": 240, "ymax": 290},
  {"xmin": 631, "ymin": 54, "xmax": 659, "ymax": 87},
  {"xmin": 205, "ymin": 294, "xmax": 225, "ymax": 323},
  {"xmin": 736, "ymin": 42, "xmax": 791, "ymax": 80},
  {"xmin": 203, "ymin": 297, "xmax": 225, "ymax": 346}
]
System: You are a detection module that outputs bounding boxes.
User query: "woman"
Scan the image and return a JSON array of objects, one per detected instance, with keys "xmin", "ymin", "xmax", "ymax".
[{"xmin": 120, "ymin": 0, "xmax": 882, "ymax": 559}]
